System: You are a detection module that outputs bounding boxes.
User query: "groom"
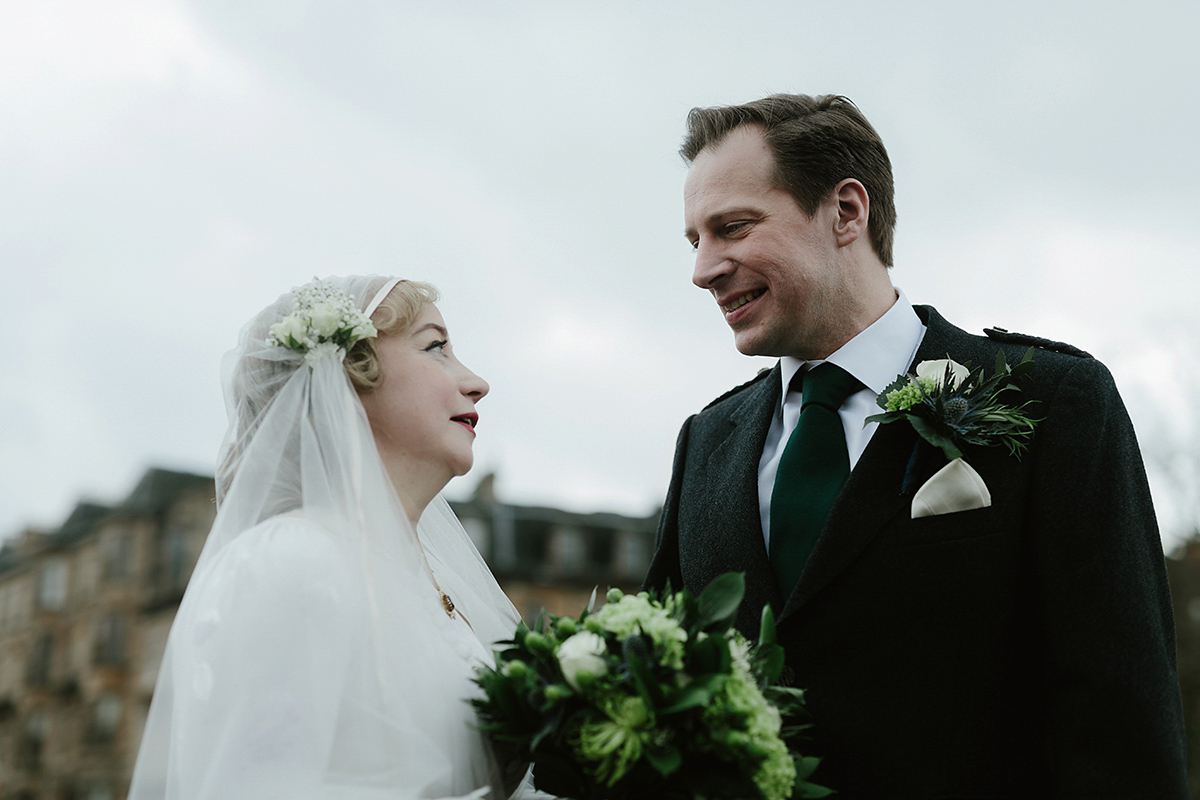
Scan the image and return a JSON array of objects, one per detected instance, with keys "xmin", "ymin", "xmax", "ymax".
[{"xmin": 643, "ymin": 94, "xmax": 1188, "ymax": 798}]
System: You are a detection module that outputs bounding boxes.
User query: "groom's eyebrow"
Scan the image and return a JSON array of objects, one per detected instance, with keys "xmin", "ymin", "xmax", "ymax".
[{"xmin": 685, "ymin": 207, "xmax": 760, "ymax": 238}]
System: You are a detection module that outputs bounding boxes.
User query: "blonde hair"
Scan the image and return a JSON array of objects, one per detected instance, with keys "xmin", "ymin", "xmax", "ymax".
[{"xmin": 344, "ymin": 280, "xmax": 439, "ymax": 390}]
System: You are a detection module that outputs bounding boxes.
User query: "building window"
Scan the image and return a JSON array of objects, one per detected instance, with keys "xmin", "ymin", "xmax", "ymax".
[
  {"xmin": 94, "ymin": 615, "xmax": 126, "ymax": 666},
  {"xmin": 615, "ymin": 530, "xmax": 652, "ymax": 582},
  {"xmin": 102, "ymin": 530, "xmax": 134, "ymax": 581},
  {"xmin": 461, "ymin": 517, "xmax": 491, "ymax": 558},
  {"xmin": 26, "ymin": 634, "xmax": 53, "ymax": 687},
  {"xmin": 86, "ymin": 693, "xmax": 122, "ymax": 743},
  {"xmin": 586, "ymin": 527, "xmax": 615, "ymax": 571},
  {"xmin": 550, "ymin": 526, "xmax": 587, "ymax": 576},
  {"xmin": 16, "ymin": 710, "xmax": 47, "ymax": 770},
  {"xmin": 161, "ymin": 526, "xmax": 189, "ymax": 589},
  {"xmin": 38, "ymin": 559, "xmax": 67, "ymax": 610},
  {"xmin": 514, "ymin": 520, "xmax": 550, "ymax": 570}
]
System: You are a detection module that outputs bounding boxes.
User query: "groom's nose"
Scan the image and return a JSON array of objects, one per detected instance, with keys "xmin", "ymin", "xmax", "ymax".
[{"xmin": 692, "ymin": 241, "xmax": 731, "ymax": 289}]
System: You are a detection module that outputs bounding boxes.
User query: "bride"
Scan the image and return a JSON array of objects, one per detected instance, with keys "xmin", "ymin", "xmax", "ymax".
[{"xmin": 129, "ymin": 276, "xmax": 529, "ymax": 799}]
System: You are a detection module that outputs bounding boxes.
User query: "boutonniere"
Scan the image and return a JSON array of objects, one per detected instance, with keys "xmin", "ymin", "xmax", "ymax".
[{"xmin": 865, "ymin": 349, "xmax": 1039, "ymax": 518}]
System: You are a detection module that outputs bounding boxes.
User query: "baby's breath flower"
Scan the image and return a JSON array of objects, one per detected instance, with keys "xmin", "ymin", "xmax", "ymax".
[
  {"xmin": 267, "ymin": 279, "xmax": 377, "ymax": 363},
  {"xmin": 304, "ymin": 341, "xmax": 343, "ymax": 366}
]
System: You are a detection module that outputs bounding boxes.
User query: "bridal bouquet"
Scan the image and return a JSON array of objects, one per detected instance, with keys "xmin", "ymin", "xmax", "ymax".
[{"xmin": 472, "ymin": 574, "xmax": 831, "ymax": 799}]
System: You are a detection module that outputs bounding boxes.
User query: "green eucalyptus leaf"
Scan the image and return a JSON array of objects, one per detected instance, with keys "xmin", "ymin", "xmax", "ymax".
[
  {"xmin": 907, "ymin": 415, "xmax": 962, "ymax": 460},
  {"xmin": 688, "ymin": 634, "xmax": 726, "ymax": 674},
  {"xmin": 794, "ymin": 755, "xmax": 821, "ymax": 781},
  {"xmin": 659, "ymin": 684, "xmax": 711, "ymax": 714},
  {"xmin": 759, "ymin": 603, "xmax": 778, "ymax": 647},
  {"xmin": 644, "ymin": 745, "xmax": 683, "ymax": 776},
  {"xmin": 697, "ymin": 572, "xmax": 745, "ymax": 629},
  {"xmin": 754, "ymin": 644, "xmax": 785, "ymax": 685},
  {"xmin": 625, "ymin": 640, "xmax": 660, "ymax": 709},
  {"xmin": 694, "ymin": 672, "xmax": 729, "ymax": 696},
  {"xmin": 863, "ymin": 410, "xmax": 903, "ymax": 426},
  {"xmin": 878, "ymin": 373, "xmax": 912, "ymax": 399}
]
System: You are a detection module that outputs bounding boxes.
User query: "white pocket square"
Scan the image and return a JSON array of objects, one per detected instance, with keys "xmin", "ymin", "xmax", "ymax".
[{"xmin": 911, "ymin": 458, "xmax": 992, "ymax": 519}]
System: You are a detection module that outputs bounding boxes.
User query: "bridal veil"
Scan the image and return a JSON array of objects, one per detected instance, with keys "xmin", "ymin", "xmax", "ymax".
[{"xmin": 128, "ymin": 276, "xmax": 522, "ymax": 799}]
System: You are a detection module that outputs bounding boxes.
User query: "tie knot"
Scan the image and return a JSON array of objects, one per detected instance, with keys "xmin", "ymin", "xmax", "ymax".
[{"xmin": 798, "ymin": 363, "xmax": 862, "ymax": 411}]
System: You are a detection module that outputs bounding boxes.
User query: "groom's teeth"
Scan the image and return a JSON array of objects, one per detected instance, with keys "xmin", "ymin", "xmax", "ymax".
[{"xmin": 722, "ymin": 289, "xmax": 765, "ymax": 313}]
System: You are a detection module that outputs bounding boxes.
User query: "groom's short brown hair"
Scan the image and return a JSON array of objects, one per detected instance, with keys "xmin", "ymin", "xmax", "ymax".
[{"xmin": 681, "ymin": 94, "xmax": 896, "ymax": 267}]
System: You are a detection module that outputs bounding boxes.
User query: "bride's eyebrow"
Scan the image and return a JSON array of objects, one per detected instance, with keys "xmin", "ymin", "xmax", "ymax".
[{"xmin": 410, "ymin": 323, "xmax": 449, "ymax": 339}]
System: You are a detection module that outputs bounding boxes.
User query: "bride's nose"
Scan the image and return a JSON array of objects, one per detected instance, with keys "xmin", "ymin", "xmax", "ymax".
[{"xmin": 460, "ymin": 364, "xmax": 489, "ymax": 401}]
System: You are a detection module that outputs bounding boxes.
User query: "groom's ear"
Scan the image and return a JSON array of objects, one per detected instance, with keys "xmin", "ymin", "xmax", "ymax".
[{"xmin": 832, "ymin": 178, "xmax": 870, "ymax": 249}]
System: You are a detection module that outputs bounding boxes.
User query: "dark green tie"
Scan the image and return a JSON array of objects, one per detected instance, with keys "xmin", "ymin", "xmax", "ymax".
[{"xmin": 769, "ymin": 363, "xmax": 863, "ymax": 599}]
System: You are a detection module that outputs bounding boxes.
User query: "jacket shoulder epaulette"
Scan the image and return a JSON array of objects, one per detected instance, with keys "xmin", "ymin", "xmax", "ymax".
[
  {"xmin": 983, "ymin": 327, "xmax": 1092, "ymax": 359},
  {"xmin": 701, "ymin": 367, "xmax": 774, "ymax": 412}
]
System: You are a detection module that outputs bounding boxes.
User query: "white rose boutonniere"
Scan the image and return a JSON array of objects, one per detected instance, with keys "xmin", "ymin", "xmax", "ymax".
[
  {"xmin": 867, "ymin": 349, "xmax": 1039, "ymax": 462},
  {"xmin": 866, "ymin": 349, "xmax": 1041, "ymax": 518},
  {"xmin": 914, "ymin": 358, "xmax": 968, "ymax": 391}
]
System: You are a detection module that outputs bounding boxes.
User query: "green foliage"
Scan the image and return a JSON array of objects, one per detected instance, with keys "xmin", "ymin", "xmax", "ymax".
[
  {"xmin": 866, "ymin": 347, "xmax": 1040, "ymax": 462},
  {"xmin": 471, "ymin": 574, "xmax": 832, "ymax": 800}
]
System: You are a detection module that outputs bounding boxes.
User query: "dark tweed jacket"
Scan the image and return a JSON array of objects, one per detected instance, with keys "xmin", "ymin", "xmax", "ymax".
[{"xmin": 644, "ymin": 306, "xmax": 1188, "ymax": 799}]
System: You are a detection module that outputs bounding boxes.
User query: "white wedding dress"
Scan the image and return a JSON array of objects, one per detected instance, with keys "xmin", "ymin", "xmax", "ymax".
[{"xmin": 128, "ymin": 277, "xmax": 530, "ymax": 799}]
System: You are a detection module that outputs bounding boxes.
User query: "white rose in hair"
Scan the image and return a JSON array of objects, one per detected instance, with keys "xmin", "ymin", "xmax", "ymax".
[
  {"xmin": 352, "ymin": 321, "xmax": 378, "ymax": 340},
  {"xmin": 270, "ymin": 315, "xmax": 308, "ymax": 345},
  {"xmin": 915, "ymin": 358, "xmax": 969, "ymax": 390},
  {"xmin": 309, "ymin": 304, "xmax": 341, "ymax": 338},
  {"xmin": 556, "ymin": 631, "xmax": 608, "ymax": 690}
]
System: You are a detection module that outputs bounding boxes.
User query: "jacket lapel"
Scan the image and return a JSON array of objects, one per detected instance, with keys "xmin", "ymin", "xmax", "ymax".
[
  {"xmin": 779, "ymin": 306, "xmax": 969, "ymax": 621},
  {"xmin": 696, "ymin": 365, "xmax": 786, "ymax": 623}
]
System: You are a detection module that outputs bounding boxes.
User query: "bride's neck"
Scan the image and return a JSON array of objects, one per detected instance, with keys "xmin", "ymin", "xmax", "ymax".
[{"xmin": 383, "ymin": 459, "xmax": 450, "ymax": 529}]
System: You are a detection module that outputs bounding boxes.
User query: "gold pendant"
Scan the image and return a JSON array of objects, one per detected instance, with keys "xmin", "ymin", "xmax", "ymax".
[{"xmin": 441, "ymin": 592, "xmax": 456, "ymax": 618}]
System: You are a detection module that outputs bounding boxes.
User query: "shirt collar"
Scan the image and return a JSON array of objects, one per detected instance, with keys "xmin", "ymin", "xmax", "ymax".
[{"xmin": 779, "ymin": 288, "xmax": 926, "ymax": 397}]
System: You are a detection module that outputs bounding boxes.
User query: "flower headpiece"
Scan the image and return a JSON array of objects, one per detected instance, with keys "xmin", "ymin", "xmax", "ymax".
[{"xmin": 267, "ymin": 280, "xmax": 378, "ymax": 365}]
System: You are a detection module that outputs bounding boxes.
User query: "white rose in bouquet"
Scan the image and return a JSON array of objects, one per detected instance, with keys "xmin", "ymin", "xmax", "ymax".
[{"xmin": 557, "ymin": 631, "xmax": 608, "ymax": 690}]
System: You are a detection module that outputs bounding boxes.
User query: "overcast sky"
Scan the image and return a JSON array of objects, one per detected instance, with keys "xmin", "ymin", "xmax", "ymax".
[{"xmin": 3, "ymin": 0, "xmax": 1198, "ymax": 551}]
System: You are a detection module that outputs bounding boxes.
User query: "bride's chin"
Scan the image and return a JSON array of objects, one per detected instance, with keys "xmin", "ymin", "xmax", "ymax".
[{"xmin": 441, "ymin": 451, "xmax": 474, "ymax": 480}]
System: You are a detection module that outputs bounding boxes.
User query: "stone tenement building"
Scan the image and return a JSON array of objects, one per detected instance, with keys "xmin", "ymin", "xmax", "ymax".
[{"xmin": 0, "ymin": 468, "xmax": 656, "ymax": 800}]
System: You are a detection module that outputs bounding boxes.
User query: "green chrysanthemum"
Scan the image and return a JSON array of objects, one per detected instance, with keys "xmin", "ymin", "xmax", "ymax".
[
  {"xmin": 591, "ymin": 592, "xmax": 688, "ymax": 669},
  {"xmin": 884, "ymin": 376, "xmax": 936, "ymax": 412},
  {"xmin": 575, "ymin": 695, "xmax": 652, "ymax": 786},
  {"xmin": 701, "ymin": 650, "xmax": 795, "ymax": 800}
]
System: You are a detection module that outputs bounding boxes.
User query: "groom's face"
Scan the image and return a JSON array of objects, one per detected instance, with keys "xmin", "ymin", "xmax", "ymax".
[{"xmin": 684, "ymin": 125, "xmax": 851, "ymax": 360}]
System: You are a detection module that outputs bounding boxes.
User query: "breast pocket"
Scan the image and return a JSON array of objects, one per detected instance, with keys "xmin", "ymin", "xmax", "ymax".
[{"xmin": 889, "ymin": 504, "xmax": 1004, "ymax": 549}]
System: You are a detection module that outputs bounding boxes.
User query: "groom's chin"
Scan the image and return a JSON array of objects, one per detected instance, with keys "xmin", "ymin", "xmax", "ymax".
[{"xmin": 731, "ymin": 325, "xmax": 776, "ymax": 358}]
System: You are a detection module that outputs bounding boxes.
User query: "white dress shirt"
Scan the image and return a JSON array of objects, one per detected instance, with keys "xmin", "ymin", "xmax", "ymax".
[{"xmin": 757, "ymin": 289, "xmax": 927, "ymax": 549}]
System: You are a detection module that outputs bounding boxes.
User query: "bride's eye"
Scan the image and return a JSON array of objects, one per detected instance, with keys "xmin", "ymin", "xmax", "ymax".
[{"xmin": 424, "ymin": 339, "xmax": 448, "ymax": 353}]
